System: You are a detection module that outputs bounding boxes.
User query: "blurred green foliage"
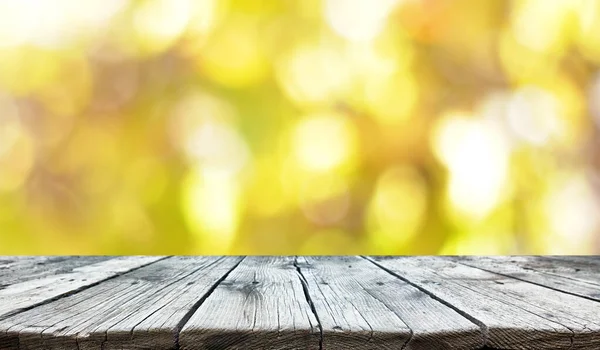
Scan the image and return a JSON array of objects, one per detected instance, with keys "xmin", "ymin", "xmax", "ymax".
[{"xmin": 1, "ymin": 0, "xmax": 600, "ymax": 254}]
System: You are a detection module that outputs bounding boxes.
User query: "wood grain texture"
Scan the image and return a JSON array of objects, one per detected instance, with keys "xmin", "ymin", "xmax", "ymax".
[
  {"xmin": 0, "ymin": 256, "xmax": 164, "ymax": 320},
  {"xmin": 298, "ymin": 256, "xmax": 484, "ymax": 350},
  {"xmin": 0, "ymin": 256, "xmax": 241, "ymax": 350},
  {"xmin": 2, "ymin": 256, "xmax": 600, "ymax": 350},
  {"xmin": 0, "ymin": 256, "xmax": 111, "ymax": 288},
  {"xmin": 544, "ymin": 256, "xmax": 600, "ymax": 264},
  {"xmin": 453, "ymin": 256, "xmax": 600, "ymax": 302},
  {"xmin": 369, "ymin": 256, "xmax": 600, "ymax": 350},
  {"xmin": 179, "ymin": 256, "xmax": 321, "ymax": 350}
]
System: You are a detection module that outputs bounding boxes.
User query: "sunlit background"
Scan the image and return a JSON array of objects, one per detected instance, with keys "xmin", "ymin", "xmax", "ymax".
[{"xmin": 1, "ymin": 0, "xmax": 600, "ymax": 254}]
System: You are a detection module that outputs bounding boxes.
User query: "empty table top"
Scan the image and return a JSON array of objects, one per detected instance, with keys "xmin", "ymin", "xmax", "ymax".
[{"xmin": 0, "ymin": 256, "xmax": 599, "ymax": 349}]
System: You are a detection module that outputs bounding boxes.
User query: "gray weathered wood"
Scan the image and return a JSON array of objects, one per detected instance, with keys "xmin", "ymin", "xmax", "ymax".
[
  {"xmin": 0, "ymin": 256, "xmax": 241, "ymax": 350},
  {"xmin": 179, "ymin": 256, "xmax": 320, "ymax": 350},
  {"xmin": 0, "ymin": 256, "xmax": 111, "ymax": 288},
  {"xmin": 298, "ymin": 256, "xmax": 484, "ymax": 350},
  {"xmin": 2, "ymin": 256, "xmax": 600, "ymax": 349},
  {"xmin": 369, "ymin": 256, "xmax": 600, "ymax": 349},
  {"xmin": 545, "ymin": 256, "xmax": 600, "ymax": 264},
  {"xmin": 0, "ymin": 256, "xmax": 164, "ymax": 320},
  {"xmin": 453, "ymin": 256, "xmax": 600, "ymax": 302}
]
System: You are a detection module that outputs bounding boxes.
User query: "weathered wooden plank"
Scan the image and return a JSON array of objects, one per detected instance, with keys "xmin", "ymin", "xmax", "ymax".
[
  {"xmin": 369, "ymin": 256, "xmax": 600, "ymax": 349},
  {"xmin": 0, "ymin": 256, "xmax": 241, "ymax": 350},
  {"xmin": 453, "ymin": 256, "xmax": 600, "ymax": 302},
  {"xmin": 115, "ymin": 256, "xmax": 242, "ymax": 350},
  {"xmin": 179, "ymin": 256, "xmax": 320, "ymax": 350},
  {"xmin": 0, "ymin": 256, "xmax": 164, "ymax": 320},
  {"xmin": 297, "ymin": 256, "xmax": 484, "ymax": 350},
  {"xmin": 3, "ymin": 256, "xmax": 600, "ymax": 350},
  {"xmin": 545, "ymin": 256, "xmax": 600, "ymax": 264},
  {"xmin": 0, "ymin": 256, "xmax": 112, "ymax": 288},
  {"xmin": 534, "ymin": 256, "xmax": 600, "ymax": 285}
]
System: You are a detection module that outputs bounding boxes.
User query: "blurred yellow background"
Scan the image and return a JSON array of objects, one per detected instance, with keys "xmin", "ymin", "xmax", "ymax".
[{"xmin": 1, "ymin": 0, "xmax": 599, "ymax": 254}]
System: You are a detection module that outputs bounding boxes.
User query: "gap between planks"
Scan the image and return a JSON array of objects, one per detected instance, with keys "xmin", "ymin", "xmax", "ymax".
[
  {"xmin": 173, "ymin": 256, "xmax": 246, "ymax": 349},
  {"xmin": 368, "ymin": 256, "xmax": 600, "ymax": 349},
  {"xmin": 452, "ymin": 256, "xmax": 600, "ymax": 306},
  {"xmin": 362, "ymin": 256, "xmax": 490, "ymax": 344},
  {"xmin": 0, "ymin": 256, "xmax": 170, "ymax": 321},
  {"xmin": 5, "ymin": 256, "xmax": 586, "ymax": 350}
]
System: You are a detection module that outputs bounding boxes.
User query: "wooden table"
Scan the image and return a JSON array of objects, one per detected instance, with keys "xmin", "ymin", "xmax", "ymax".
[{"xmin": 0, "ymin": 256, "xmax": 599, "ymax": 349}]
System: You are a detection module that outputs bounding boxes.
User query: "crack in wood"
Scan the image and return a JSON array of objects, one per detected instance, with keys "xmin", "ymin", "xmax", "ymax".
[
  {"xmin": 173, "ymin": 257, "xmax": 246, "ymax": 350},
  {"xmin": 293, "ymin": 257, "xmax": 323, "ymax": 350}
]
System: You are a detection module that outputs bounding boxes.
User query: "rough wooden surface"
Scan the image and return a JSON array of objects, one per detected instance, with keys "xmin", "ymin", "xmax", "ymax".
[
  {"xmin": 0, "ymin": 256, "xmax": 164, "ymax": 319},
  {"xmin": 0, "ymin": 256, "xmax": 600, "ymax": 349},
  {"xmin": 0, "ymin": 257, "xmax": 240, "ymax": 350},
  {"xmin": 370, "ymin": 256, "xmax": 600, "ymax": 349},
  {"xmin": 179, "ymin": 256, "xmax": 320, "ymax": 350},
  {"xmin": 298, "ymin": 256, "xmax": 484, "ymax": 350},
  {"xmin": 453, "ymin": 256, "xmax": 600, "ymax": 302},
  {"xmin": 0, "ymin": 256, "xmax": 111, "ymax": 287}
]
